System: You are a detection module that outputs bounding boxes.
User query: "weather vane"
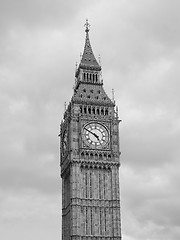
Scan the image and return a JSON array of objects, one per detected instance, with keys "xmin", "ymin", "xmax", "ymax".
[{"xmin": 84, "ymin": 19, "xmax": 90, "ymax": 32}]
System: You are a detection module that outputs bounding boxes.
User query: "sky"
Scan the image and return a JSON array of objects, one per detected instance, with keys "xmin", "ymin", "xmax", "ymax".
[{"xmin": 0, "ymin": 0, "xmax": 180, "ymax": 239}]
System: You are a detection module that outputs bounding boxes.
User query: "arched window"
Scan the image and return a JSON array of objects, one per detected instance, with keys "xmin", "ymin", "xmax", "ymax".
[
  {"xmin": 88, "ymin": 107, "xmax": 91, "ymax": 114},
  {"xmin": 84, "ymin": 106, "xmax": 87, "ymax": 114}
]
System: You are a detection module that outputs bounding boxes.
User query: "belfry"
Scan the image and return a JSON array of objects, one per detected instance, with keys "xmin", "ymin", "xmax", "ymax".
[{"xmin": 60, "ymin": 20, "xmax": 122, "ymax": 240}]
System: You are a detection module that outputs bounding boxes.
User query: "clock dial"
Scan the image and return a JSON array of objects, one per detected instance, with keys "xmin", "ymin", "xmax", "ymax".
[{"xmin": 83, "ymin": 122, "xmax": 109, "ymax": 149}]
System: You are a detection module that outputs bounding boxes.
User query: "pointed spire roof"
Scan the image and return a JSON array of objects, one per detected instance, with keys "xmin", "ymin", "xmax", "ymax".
[{"xmin": 79, "ymin": 20, "xmax": 101, "ymax": 71}]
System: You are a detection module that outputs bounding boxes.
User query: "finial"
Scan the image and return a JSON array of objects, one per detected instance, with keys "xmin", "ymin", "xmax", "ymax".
[
  {"xmin": 98, "ymin": 54, "xmax": 101, "ymax": 66},
  {"xmin": 84, "ymin": 19, "xmax": 90, "ymax": 33}
]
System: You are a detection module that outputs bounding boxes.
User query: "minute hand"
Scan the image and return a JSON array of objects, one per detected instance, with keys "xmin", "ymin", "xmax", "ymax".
[{"xmin": 84, "ymin": 127, "xmax": 99, "ymax": 140}]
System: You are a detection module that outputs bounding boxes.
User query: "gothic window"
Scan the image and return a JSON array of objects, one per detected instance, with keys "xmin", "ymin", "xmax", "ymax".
[
  {"xmin": 85, "ymin": 207, "xmax": 88, "ymax": 234},
  {"xmin": 90, "ymin": 171, "xmax": 92, "ymax": 198},
  {"xmin": 85, "ymin": 172, "xmax": 88, "ymax": 198},
  {"xmin": 80, "ymin": 106, "xmax": 82, "ymax": 113},
  {"xmin": 83, "ymin": 73, "xmax": 86, "ymax": 81},
  {"xmin": 104, "ymin": 208, "xmax": 107, "ymax": 233},
  {"xmin": 99, "ymin": 171, "xmax": 101, "ymax": 199},
  {"xmin": 101, "ymin": 108, "xmax": 104, "ymax": 115},
  {"xmin": 88, "ymin": 107, "xmax": 91, "ymax": 114},
  {"xmin": 105, "ymin": 108, "xmax": 108, "ymax": 115},
  {"xmin": 84, "ymin": 106, "xmax": 87, "ymax": 114},
  {"xmin": 97, "ymin": 108, "xmax": 99, "ymax": 114},
  {"xmin": 99, "ymin": 208, "xmax": 102, "ymax": 235},
  {"xmin": 91, "ymin": 208, "xmax": 93, "ymax": 235},
  {"xmin": 104, "ymin": 172, "xmax": 106, "ymax": 199},
  {"xmin": 92, "ymin": 107, "xmax": 95, "ymax": 114}
]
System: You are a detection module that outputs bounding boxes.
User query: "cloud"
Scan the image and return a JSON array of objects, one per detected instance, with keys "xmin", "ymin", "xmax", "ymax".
[
  {"xmin": 0, "ymin": 0, "xmax": 94, "ymax": 31},
  {"xmin": 0, "ymin": 0, "xmax": 180, "ymax": 239}
]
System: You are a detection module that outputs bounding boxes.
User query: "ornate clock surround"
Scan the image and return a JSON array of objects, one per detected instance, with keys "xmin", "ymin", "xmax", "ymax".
[{"xmin": 81, "ymin": 120, "xmax": 111, "ymax": 150}]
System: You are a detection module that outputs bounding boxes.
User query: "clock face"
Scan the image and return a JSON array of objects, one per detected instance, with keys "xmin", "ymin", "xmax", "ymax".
[{"xmin": 82, "ymin": 122, "xmax": 109, "ymax": 149}]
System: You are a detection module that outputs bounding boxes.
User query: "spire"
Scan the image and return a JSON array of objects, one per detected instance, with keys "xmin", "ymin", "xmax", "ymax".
[{"xmin": 79, "ymin": 19, "xmax": 101, "ymax": 71}]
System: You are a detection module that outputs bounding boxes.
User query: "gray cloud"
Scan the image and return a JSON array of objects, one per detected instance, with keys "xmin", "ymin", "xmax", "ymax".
[{"xmin": 0, "ymin": 0, "xmax": 180, "ymax": 239}]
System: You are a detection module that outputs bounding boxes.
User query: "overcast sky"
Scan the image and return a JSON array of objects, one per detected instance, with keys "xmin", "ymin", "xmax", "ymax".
[{"xmin": 0, "ymin": 0, "xmax": 180, "ymax": 239}]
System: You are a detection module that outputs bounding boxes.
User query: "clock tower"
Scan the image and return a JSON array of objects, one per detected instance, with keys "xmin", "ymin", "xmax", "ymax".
[{"xmin": 60, "ymin": 20, "xmax": 121, "ymax": 240}]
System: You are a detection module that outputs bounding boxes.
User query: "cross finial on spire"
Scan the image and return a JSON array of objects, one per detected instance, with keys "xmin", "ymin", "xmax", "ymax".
[{"xmin": 84, "ymin": 19, "xmax": 90, "ymax": 32}]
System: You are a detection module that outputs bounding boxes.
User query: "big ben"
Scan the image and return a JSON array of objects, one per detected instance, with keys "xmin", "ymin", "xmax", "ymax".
[{"xmin": 60, "ymin": 20, "xmax": 122, "ymax": 240}]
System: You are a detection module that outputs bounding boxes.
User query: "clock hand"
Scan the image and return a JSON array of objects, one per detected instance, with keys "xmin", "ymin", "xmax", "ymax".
[{"xmin": 84, "ymin": 127, "xmax": 99, "ymax": 139}]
